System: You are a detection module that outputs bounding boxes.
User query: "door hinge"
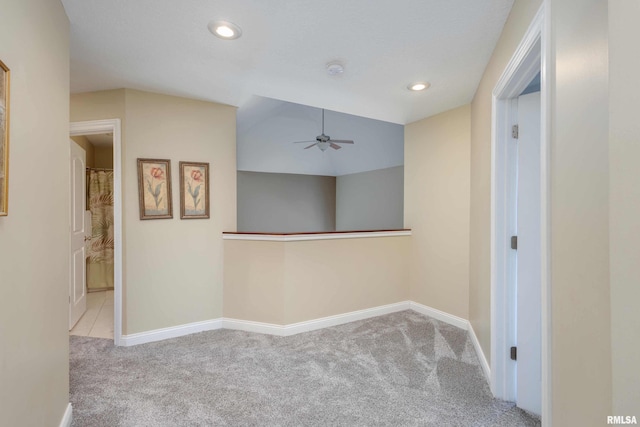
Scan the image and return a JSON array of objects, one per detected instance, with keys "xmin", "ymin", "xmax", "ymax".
[
  {"xmin": 512, "ymin": 124, "xmax": 519, "ymax": 139},
  {"xmin": 510, "ymin": 346, "xmax": 517, "ymax": 361},
  {"xmin": 510, "ymin": 235, "xmax": 518, "ymax": 250}
]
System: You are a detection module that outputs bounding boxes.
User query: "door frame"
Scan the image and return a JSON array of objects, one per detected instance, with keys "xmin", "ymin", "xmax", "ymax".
[
  {"xmin": 490, "ymin": 4, "xmax": 551, "ymax": 423},
  {"xmin": 70, "ymin": 119, "xmax": 123, "ymax": 346}
]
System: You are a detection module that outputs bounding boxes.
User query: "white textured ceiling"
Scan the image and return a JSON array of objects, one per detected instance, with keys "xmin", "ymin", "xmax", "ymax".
[
  {"xmin": 238, "ymin": 96, "xmax": 403, "ymax": 176},
  {"xmin": 62, "ymin": 0, "xmax": 514, "ymax": 124}
]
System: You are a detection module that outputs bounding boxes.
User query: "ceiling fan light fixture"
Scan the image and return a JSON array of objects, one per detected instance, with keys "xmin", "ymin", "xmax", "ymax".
[
  {"xmin": 208, "ymin": 20, "xmax": 242, "ymax": 40},
  {"xmin": 408, "ymin": 82, "xmax": 430, "ymax": 91},
  {"xmin": 317, "ymin": 141, "xmax": 330, "ymax": 151}
]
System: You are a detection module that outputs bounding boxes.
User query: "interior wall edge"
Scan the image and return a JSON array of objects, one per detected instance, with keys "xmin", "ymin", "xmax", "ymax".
[{"xmin": 468, "ymin": 0, "xmax": 543, "ymax": 369}]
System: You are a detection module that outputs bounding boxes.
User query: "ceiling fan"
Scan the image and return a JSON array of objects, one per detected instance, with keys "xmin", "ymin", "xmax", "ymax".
[{"xmin": 293, "ymin": 109, "xmax": 354, "ymax": 151}]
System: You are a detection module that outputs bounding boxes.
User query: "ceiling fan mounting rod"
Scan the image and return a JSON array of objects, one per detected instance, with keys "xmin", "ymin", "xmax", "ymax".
[{"xmin": 319, "ymin": 109, "xmax": 330, "ymax": 141}]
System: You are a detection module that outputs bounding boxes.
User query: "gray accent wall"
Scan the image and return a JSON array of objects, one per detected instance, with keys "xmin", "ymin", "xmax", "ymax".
[
  {"xmin": 238, "ymin": 171, "xmax": 336, "ymax": 233},
  {"xmin": 336, "ymin": 166, "xmax": 404, "ymax": 231}
]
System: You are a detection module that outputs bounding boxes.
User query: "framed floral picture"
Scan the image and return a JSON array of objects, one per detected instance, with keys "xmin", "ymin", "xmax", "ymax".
[
  {"xmin": 0, "ymin": 59, "xmax": 10, "ymax": 216},
  {"xmin": 179, "ymin": 161, "xmax": 209, "ymax": 219},
  {"xmin": 137, "ymin": 158, "xmax": 173, "ymax": 220}
]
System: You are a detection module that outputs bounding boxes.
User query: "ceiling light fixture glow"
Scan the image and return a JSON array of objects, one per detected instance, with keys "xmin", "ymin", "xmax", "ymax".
[
  {"xmin": 408, "ymin": 82, "xmax": 430, "ymax": 91},
  {"xmin": 208, "ymin": 20, "xmax": 242, "ymax": 40}
]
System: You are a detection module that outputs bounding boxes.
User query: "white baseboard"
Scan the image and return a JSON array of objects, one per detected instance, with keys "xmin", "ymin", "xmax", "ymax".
[
  {"xmin": 59, "ymin": 403, "xmax": 72, "ymax": 427},
  {"xmin": 221, "ymin": 317, "xmax": 288, "ymax": 336},
  {"xmin": 405, "ymin": 302, "xmax": 491, "ymax": 383},
  {"xmin": 121, "ymin": 319, "xmax": 223, "ymax": 346},
  {"xmin": 408, "ymin": 301, "xmax": 469, "ymax": 330},
  {"xmin": 223, "ymin": 301, "xmax": 411, "ymax": 337},
  {"xmin": 115, "ymin": 302, "xmax": 490, "ymax": 388},
  {"xmin": 468, "ymin": 322, "xmax": 491, "ymax": 382},
  {"xmin": 119, "ymin": 302, "xmax": 472, "ymax": 343}
]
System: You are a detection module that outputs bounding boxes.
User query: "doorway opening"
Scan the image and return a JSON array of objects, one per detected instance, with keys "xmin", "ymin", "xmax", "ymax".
[
  {"xmin": 69, "ymin": 119, "xmax": 122, "ymax": 346},
  {"xmin": 490, "ymin": 4, "xmax": 549, "ymax": 423}
]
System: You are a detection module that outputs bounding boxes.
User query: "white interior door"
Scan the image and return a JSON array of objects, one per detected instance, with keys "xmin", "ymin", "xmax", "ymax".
[
  {"xmin": 69, "ymin": 140, "xmax": 87, "ymax": 329},
  {"xmin": 515, "ymin": 91, "xmax": 542, "ymax": 415}
]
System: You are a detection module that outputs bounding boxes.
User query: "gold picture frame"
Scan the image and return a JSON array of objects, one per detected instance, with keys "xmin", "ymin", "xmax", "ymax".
[
  {"xmin": 137, "ymin": 158, "xmax": 173, "ymax": 220},
  {"xmin": 179, "ymin": 161, "xmax": 209, "ymax": 219},
  {"xmin": 0, "ymin": 59, "xmax": 10, "ymax": 216}
]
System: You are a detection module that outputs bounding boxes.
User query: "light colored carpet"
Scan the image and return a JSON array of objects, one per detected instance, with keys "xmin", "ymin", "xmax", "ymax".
[{"xmin": 70, "ymin": 310, "xmax": 540, "ymax": 426}]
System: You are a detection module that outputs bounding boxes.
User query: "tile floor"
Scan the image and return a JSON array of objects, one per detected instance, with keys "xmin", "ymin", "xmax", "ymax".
[{"xmin": 70, "ymin": 290, "xmax": 114, "ymax": 339}]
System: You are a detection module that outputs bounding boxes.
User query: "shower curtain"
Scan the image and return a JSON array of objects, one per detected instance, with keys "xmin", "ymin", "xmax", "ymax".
[{"xmin": 87, "ymin": 169, "xmax": 114, "ymax": 290}]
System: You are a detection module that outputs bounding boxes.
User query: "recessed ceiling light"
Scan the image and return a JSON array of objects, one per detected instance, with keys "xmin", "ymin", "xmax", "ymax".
[
  {"xmin": 407, "ymin": 82, "xmax": 430, "ymax": 91},
  {"xmin": 208, "ymin": 20, "xmax": 242, "ymax": 40}
]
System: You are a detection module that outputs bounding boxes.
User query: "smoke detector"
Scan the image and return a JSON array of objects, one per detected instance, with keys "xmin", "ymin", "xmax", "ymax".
[{"xmin": 326, "ymin": 61, "xmax": 344, "ymax": 76}]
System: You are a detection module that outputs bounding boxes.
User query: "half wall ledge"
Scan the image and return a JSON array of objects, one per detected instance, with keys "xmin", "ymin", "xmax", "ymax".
[{"xmin": 222, "ymin": 229, "xmax": 412, "ymax": 241}]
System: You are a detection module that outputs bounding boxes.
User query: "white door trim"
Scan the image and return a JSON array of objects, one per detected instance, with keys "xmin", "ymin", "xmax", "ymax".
[
  {"xmin": 70, "ymin": 119, "xmax": 123, "ymax": 346},
  {"xmin": 490, "ymin": 4, "xmax": 551, "ymax": 424}
]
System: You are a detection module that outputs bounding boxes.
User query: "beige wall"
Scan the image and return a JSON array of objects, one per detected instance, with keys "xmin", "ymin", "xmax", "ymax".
[
  {"xmin": 70, "ymin": 135, "xmax": 113, "ymax": 169},
  {"xmin": 71, "ymin": 89, "xmax": 126, "ymax": 123},
  {"xmin": 71, "ymin": 89, "xmax": 237, "ymax": 334},
  {"xmin": 609, "ymin": 1, "xmax": 640, "ymax": 415},
  {"xmin": 71, "ymin": 135, "xmax": 95, "ymax": 168},
  {"xmin": 284, "ymin": 237, "xmax": 409, "ymax": 324},
  {"xmin": 94, "ymin": 145, "xmax": 113, "ymax": 169},
  {"xmin": 468, "ymin": 0, "xmax": 542, "ymax": 363},
  {"xmin": 549, "ymin": 1, "xmax": 612, "ymax": 423},
  {"xmin": 224, "ymin": 236, "xmax": 410, "ymax": 324},
  {"xmin": 405, "ymin": 105, "xmax": 470, "ymax": 319},
  {"xmin": 224, "ymin": 240, "xmax": 286, "ymax": 324},
  {"xmin": 125, "ymin": 90, "xmax": 236, "ymax": 333},
  {"xmin": 0, "ymin": 0, "xmax": 70, "ymax": 424}
]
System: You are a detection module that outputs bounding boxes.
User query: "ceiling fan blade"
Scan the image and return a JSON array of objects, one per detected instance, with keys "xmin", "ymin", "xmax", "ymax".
[
  {"xmin": 329, "ymin": 142, "xmax": 342, "ymax": 150},
  {"xmin": 304, "ymin": 142, "xmax": 318, "ymax": 150},
  {"xmin": 330, "ymin": 139, "xmax": 354, "ymax": 144},
  {"xmin": 293, "ymin": 140, "xmax": 317, "ymax": 144}
]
